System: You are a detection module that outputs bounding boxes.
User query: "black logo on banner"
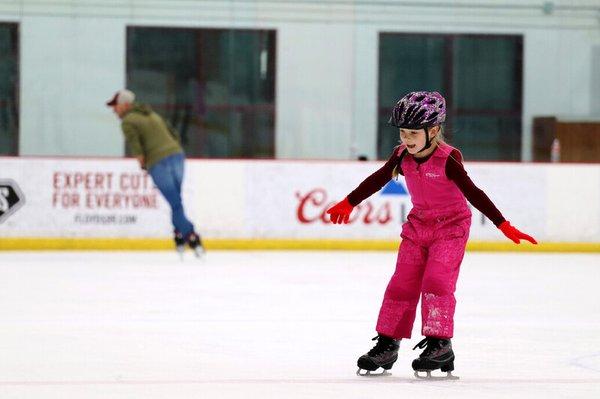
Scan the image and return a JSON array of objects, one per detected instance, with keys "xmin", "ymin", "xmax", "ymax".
[{"xmin": 0, "ymin": 179, "xmax": 25, "ymax": 223}]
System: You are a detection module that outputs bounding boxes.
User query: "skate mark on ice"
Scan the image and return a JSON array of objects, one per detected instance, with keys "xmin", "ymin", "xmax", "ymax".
[
  {"xmin": 2, "ymin": 377, "xmax": 600, "ymax": 386},
  {"xmin": 0, "ymin": 378, "xmax": 412, "ymax": 386},
  {"xmin": 570, "ymin": 352, "xmax": 600, "ymax": 373}
]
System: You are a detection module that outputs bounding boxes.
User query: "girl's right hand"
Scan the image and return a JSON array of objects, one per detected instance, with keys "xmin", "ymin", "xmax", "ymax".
[{"xmin": 327, "ymin": 197, "xmax": 354, "ymax": 224}]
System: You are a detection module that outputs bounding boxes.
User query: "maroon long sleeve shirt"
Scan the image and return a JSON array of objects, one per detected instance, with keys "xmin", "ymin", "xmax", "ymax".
[{"xmin": 347, "ymin": 146, "xmax": 505, "ymax": 227}]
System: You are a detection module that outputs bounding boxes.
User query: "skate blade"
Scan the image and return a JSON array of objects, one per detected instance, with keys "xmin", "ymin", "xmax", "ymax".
[
  {"xmin": 414, "ymin": 370, "xmax": 459, "ymax": 380},
  {"xmin": 176, "ymin": 246, "xmax": 185, "ymax": 261},
  {"xmin": 191, "ymin": 245, "xmax": 206, "ymax": 259},
  {"xmin": 356, "ymin": 368, "xmax": 391, "ymax": 377}
]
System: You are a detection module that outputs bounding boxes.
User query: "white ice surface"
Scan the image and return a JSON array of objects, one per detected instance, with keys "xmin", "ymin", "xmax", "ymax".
[{"xmin": 0, "ymin": 250, "xmax": 599, "ymax": 398}]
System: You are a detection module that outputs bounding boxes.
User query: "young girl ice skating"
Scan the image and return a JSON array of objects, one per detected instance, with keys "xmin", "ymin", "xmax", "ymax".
[{"xmin": 327, "ymin": 91, "xmax": 537, "ymax": 379}]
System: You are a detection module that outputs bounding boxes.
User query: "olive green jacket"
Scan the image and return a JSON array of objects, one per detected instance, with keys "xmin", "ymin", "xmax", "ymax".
[{"xmin": 120, "ymin": 104, "xmax": 183, "ymax": 169}]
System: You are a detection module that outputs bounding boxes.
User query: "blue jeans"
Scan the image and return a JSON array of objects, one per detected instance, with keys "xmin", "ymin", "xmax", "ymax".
[{"xmin": 148, "ymin": 153, "xmax": 194, "ymax": 237}]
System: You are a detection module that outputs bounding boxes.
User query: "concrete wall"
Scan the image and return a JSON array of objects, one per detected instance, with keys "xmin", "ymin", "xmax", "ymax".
[{"xmin": 1, "ymin": 0, "xmax": 599, "ymax": 160}]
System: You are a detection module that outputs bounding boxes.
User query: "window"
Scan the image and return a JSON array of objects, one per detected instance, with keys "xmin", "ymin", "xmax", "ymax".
[
  {"xmin": 127, "ymin": 27, "xmax": 276, "ymax": 158},
  {"xmin": 0, "ymin": 23, "xmax": 18, "ymax": 156},
  {"xmin": 378, "ymin": 33, "xmax": 523, "ymax": 161}
]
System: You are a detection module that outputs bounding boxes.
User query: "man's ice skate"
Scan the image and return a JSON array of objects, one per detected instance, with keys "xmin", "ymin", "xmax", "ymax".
[
  {"xmin": 411, "ymin": 337, "xmax": 459, "ymax": 380},
  {"xmin": 356, "ymin": 335, "xmax": 399, "ymax": 376},
  {"xmin": 174, "ymin": 230, "xmax": 186, "ymax": 260},
  {"xmin": 186, "ymin": 232, "xmax": 206, "ymax": 259}
]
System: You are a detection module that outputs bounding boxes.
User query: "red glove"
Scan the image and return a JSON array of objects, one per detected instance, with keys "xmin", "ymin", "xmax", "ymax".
[
  {"xmin": 327, "ymin": 197, "xmax": 354, "ymax": 224},
  {"xmin": 499, "ymin": 221, "xmax": 537, "ymax": 244}
]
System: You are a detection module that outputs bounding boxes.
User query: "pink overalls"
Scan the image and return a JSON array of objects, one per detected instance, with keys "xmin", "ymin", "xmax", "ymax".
[{"xmin": 376, "ymin": 143, "xmax": 471, "ymax": 339}]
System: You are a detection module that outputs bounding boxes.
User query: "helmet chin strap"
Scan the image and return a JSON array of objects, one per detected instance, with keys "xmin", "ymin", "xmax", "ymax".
[{"xmin": 417, "ymin": 126, "xmax": 433, "ymax": 153}]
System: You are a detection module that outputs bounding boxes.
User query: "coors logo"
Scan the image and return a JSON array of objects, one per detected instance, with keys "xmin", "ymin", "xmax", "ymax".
[
  {"xmin": 295, "ymin": 188, "xmax": 393, "ymax": 224},
  {"xmin": 0, "ymin": 179, "xmax": 25, "ymax": 223}
]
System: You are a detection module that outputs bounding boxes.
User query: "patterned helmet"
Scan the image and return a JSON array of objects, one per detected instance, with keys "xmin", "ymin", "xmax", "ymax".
[{"xmin": 388, "ymin": 91, "xmax": 446, "ymax": 129}]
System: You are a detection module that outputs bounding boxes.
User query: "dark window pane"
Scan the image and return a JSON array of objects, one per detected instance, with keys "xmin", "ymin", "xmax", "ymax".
[
  {"xmin": 452, "ymin": 36, "xmax": 522, "ymax": 159},
  {"xmin": 378, "ymin": 35, "xmax": 445, "ymax": 156},
  {"xmin": 127, "ymin": 27, "xmax": 276, "ymax": 158},
  {"xmin": 452, "ymin": 115, "xmax": 521, "ymax": 161},
  {"xmin": 379, "ymin": 35, "xmax": 445, "ymax": 106},
  {"xmin": 453, "ymin": 36, "xmax": 521, "ymax": 111},
  {"xmin": 377, "ymin": 33, "xmax": 522, "ymax": 161},
  {"xmin": 0, "ymin": 23, "xmax": 18, "ymax": 156}
]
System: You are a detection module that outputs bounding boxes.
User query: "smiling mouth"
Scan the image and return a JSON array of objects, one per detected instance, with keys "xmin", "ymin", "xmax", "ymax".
[{"xmin": 407, "ymin": 144, "xmax": 416, "ymax": 149}]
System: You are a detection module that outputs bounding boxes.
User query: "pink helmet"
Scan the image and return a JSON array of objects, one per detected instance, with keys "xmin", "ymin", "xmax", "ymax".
[{"xmin": 388, "ymin": 91, "xmax": 446, "ymax": 129}]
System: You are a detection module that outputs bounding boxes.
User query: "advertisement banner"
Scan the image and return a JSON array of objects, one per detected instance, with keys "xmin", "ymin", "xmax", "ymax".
[
  {"xmin": 0, "ymin": 158, "xmax": 189, "ymax": 237},
  {"xmin": 1, "ymin": 157, "xmax": 599, "ymax": 245}
]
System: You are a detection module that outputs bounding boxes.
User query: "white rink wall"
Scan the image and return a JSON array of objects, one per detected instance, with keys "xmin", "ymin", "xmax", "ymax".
[{"xmin": 0, "ymin": 157, "xmax": 598, "ymax": 246}]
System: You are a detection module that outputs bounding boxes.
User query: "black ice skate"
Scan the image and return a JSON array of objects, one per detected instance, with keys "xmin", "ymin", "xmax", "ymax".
[
  {"xmin": 186, "ymin": 232, "xmax": 206, "ymax": 258},
  {"xmin": 356, "ymin": 335, "xmax": 400, "ymax": 376},
  {"xmin": 411, "ymin": 337, "xmax": 458, "ymax": 380},
  {"xmin": 174, "ymin": 230, "xmax": 186, "ymax": 259}
]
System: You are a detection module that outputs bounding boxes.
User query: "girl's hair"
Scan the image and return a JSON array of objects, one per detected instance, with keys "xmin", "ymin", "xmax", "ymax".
[{"xmin": 435, "ymin": 125, "xmax": 445, "ymax": 143}]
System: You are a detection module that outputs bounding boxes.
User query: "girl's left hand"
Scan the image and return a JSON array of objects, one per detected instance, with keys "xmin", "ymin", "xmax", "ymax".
[{"xmin": 499, "ymin": 221, "xmax": 538, "ymax": 244}]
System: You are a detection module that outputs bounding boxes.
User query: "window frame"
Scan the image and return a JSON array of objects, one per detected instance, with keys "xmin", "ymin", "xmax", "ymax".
[{"xmin": 0, "ymin": 22, "xmax": 19, "ymax": 156}]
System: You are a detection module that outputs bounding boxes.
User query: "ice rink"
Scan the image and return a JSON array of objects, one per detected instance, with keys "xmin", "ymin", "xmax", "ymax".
[{"xmin": 0, "ymin": 250, "xmax": 599, "ymax": 398}]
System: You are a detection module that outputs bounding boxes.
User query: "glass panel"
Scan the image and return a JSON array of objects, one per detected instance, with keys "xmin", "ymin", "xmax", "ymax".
[
  {"xmin": 453, "ymin": 36, "xmax": 521, "ymax": 111},
  {"xmin": 378, "ymin": 34, "xmax": 445, "ymax": 158},
  {"xmin": 451, "ymin": 35, "xmax": 522, "ymax": 159},
  {"xmin": 127, "ymin": 27, "xmax": 275, "ymax": 158},
  {"xmin": 377, "ymin": 33, "xmax": 522, "ymax": 161},
  {"xmin": 451, "ymin": 115, "xmax": 521, "ymax": 161},
  {"xmin": 0, "ymin": 24, "xmax": 18, "ymax": 156}
]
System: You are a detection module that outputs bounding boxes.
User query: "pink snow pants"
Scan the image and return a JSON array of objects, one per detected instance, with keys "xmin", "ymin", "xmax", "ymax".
[{"xmin": 376, "ymin": 205, "xmax": 471, "ymax": 339}]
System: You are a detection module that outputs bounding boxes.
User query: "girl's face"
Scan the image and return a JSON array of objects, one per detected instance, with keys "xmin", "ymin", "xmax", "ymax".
[
  {"xmin": 399, "ymin": 128, "xmax": 427, "ymax": 154},
  {"xmin": 399, "ymin": 126, "xmax": 439, "ymax": 155}
]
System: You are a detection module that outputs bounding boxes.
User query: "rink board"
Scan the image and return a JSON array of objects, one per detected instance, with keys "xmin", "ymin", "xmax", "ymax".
[
  {"xmin": 0, "ymin": 238, "xmax": 598, "ymax": 253},
  {"xmin": 0, "ymin": 157, "xmax": 599, "ymax": 251}
]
